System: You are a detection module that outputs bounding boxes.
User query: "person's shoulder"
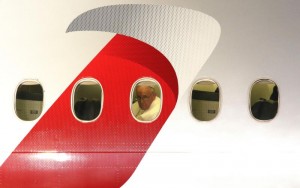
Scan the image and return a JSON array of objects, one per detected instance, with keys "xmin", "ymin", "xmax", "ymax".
[
  {"xmin": 154, "ymin": 96, "xmax": 161, "ymax": 103},
  {"xmin": 149, "ymin": 96, "xmax": 161, "ymax": 109},
  {"xmin": 131, "ymin": 101, "xmax": 140, "ymax": 112}
]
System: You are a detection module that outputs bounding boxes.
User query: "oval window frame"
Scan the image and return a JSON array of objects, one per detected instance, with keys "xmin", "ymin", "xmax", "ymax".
[
  {"xmin": 249, "ymin": 78, "xmax": 279, "ymax": 121},
  {"xmin": 190, "ymin": 78, "xmax": 221, "ymax": 122},
  {"xmin": 71, "ymin": 78, "xmax": 104, "ymax": 123},
  {"xmin": 130, "ymin": 77, "xmax": 163, "ymax": 123},
  {"xmin": 15, "ymin": 79, "xmax": 44, "ymax": 121}
]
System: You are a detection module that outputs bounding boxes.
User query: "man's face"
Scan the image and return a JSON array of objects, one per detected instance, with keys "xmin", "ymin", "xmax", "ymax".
[{"xmin": 136, "ymin": 86, "xmax": 156, "ymax": 110}]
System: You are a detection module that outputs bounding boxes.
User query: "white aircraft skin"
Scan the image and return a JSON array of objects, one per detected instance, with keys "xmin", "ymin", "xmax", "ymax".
[{"xmin": 1, "ymin": 0, "xmax": 300, "ymax": 187}]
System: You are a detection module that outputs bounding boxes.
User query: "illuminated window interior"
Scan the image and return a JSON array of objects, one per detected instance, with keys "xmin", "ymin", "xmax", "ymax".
[
  {"xmin": 131, "ymin": 79, "xmax": 162, "ymax": 122},
  {"xmin": 15, "ymin": 80, "xmax": 44, "ymax": 121},
  {"xmin": 191, "ymin": 79, "xmax": 220, "ymax": 121}
]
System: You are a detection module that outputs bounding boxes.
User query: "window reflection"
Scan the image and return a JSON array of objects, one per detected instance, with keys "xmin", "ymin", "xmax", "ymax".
[
  {"xmin": 250, "ymin": 79, "xmax": 279, "ymax": 120},
  {"xmin": 191, "ymin": 79, "xmax": 220, "ymax": 121}
]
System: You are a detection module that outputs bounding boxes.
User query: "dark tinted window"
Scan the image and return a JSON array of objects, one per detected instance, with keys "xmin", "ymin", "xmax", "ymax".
[
  {"xmin": 250, "ymin": 79, "xmax": 279, "ymax": 120},
  {"xmin": 72, "ymin": 79, "xmax": 102, "ymax": 122}
]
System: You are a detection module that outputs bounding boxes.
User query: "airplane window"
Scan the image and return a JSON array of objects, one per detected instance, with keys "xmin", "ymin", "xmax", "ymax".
[
  {"xmin": 131, "ymin": 78, "xmax": 162, "ymax": 123},
  {"xmin": 250, "ymin": 79, "xmax": 279, "ymax": 121},
  {"xmin": 15, "ymin": 80, "xmax": 44, "ymax": 121},
  {"xmin": 191, "ymin": 79, "xmax": 220, "ymax": 121},
  {"xmin": 72, "ymin": 78, "xmax": 103, "ymax": 122}
]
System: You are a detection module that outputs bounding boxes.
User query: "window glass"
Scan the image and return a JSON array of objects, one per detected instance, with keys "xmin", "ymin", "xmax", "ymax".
[
  {"xmin": 131, "ymin": 78, "xmax": 162, "ymax": 122},
  {"xmin": 15, "ymin": 80, "xmax": 44, "ymax": 121},
  {"xmin": 191, "ymin": 79, "xmax": 220, "ymax": 121},
  {"xmin": 72, "ymin": 79, "xmax": 102, "ymax": 122},
  {"xmin": 250, "ymin": 79, "xmax": 279, "ymax": 120}
]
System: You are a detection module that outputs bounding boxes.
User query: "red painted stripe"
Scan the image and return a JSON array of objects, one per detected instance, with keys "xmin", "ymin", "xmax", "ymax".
[{"xmin": 0, "ymin": 35, "xmax": 178, "ymax": 187}]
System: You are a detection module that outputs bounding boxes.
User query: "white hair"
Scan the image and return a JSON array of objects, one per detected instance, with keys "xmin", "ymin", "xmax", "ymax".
[{"xmin": 136, "ymin": 81, "xmax": 157, "ymax": 94}]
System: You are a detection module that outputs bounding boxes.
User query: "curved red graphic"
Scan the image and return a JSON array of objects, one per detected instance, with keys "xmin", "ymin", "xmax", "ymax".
[{"xmin": 0, "ymin": 35, "xmax": 178, "ymax": 187}]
